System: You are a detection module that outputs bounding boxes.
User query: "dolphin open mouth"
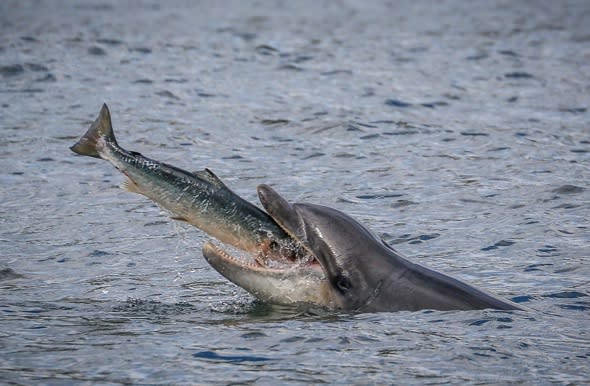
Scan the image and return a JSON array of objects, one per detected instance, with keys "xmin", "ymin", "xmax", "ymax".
[
  {"xmin": 201, "ymin": 225, "xmax": 328, "ymax": 306},
  {"xmin": 202, "ymin": 240, "xmax": 320, "ymax": 273},
  {"xmin": 200, "ymin": 184, "xmax": 321, "ymax": 275}
]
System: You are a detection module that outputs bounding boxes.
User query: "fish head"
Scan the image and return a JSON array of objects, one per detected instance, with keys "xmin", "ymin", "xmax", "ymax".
[{"xmin": 257, "ymin": 184, "xmax": 396, "ymax": 312}]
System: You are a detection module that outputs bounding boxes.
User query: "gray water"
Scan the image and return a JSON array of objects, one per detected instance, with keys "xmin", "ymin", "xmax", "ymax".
[{"xmin": 1, "ymin": 0, "xmax": 589, "ymax": 384}]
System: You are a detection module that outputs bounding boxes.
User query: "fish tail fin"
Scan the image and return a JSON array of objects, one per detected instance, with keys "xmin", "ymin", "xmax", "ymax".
[{"xmin": 70, "ymin": 103, "xmax": 118, "ymax": 158}]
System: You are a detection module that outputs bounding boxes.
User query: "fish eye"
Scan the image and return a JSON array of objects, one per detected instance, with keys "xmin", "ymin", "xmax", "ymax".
[{"xmin": 335, "ymin": 275, "xmax": 352, "ymax": 293}]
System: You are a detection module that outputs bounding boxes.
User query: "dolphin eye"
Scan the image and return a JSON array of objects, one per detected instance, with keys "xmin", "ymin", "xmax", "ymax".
[{"xmin": 335, "ymin": 275, "xmax": 352, "ymax": 294}]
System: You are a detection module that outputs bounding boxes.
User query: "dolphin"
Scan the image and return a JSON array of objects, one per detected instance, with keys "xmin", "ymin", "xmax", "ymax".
[{"xmin": 205, "ymin": 184, "xmax": 523, "ymax": 312}]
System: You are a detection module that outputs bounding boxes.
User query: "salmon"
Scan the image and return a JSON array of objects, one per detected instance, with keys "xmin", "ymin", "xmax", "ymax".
[{"xmin": 70, "ymin": 104, "xmax": 300, "ymax": 260}]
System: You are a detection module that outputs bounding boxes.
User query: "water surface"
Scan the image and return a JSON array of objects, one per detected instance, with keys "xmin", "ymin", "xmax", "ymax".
[{"xmin": 1, "ymin": 1, "xmax": 589, "ymax": 384}]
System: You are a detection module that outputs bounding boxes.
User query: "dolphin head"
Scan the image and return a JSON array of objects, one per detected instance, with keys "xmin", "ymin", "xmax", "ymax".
[
  {"xmin": 201, "ymin": 183, "xmax": 391, "ymax": 311},
  {"xmin": 257, "ymin": 184, "xmax": 398, "ymax": 311},
  {"xmin": 204, "ymin": 185, "xmax": 523, "ymax": 312}
]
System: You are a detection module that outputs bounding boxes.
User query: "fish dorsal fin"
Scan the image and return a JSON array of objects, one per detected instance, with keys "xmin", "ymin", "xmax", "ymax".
[{"xmin": 192, "ymin": 168, "xmax": 228, "ymax": 189}]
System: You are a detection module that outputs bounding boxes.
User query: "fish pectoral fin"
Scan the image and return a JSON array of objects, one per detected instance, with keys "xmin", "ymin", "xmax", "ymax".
[
  {"xmin": 121, "ymin": 177, "xmax": 141, "ymax": 193},
  {"xmin": 171, "ymin": 216, "xmax": 189, "ymax": 223}
]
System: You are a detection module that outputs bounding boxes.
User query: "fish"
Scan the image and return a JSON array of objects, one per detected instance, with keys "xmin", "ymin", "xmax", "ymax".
[{"xmin": 70, "ymin": 104, "xmax": 304, "ymax": 264}]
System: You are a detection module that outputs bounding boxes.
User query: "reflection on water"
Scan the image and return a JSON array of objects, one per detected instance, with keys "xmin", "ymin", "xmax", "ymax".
[{"xmin": 1, "ymin": 0, "xmax": 589, "ymax": 384}]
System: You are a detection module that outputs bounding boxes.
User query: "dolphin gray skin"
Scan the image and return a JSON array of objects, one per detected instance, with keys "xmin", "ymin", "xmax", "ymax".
[{"xmin": 256, "ymin": 184, "xmax": 523, "ymax": 312}]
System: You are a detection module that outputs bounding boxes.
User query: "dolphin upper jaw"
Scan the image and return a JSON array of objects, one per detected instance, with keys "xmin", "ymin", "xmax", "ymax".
[{"xmin": 257, "ymin": 184, "xmax": 309, "ymax": 241}]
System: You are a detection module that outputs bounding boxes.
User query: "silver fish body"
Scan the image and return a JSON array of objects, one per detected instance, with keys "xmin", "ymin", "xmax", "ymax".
[{"xmin": 70, "ymin": 104, "xmax": 294, "ymax": 255}]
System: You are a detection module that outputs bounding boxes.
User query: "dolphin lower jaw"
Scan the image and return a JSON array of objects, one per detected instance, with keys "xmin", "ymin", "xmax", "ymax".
[{"xmin": 201, "ymin": 242, "xmax": 330, "ymax": 306}]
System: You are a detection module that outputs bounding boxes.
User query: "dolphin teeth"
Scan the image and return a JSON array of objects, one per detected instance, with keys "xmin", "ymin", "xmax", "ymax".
[
  {"xmin": 204, "ymin": 241, "xmax": 317, "ymax": 273},
  {"xmin": 208, "ymin": 242, "xmax": 261, "ymax": 270}
]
